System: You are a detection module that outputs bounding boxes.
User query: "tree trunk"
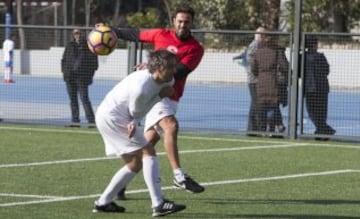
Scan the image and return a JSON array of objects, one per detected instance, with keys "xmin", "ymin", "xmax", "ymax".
[
  {"xmin": 331, "ymin": 0, "xmax": 349, "ymax": 32},
  {"xmin": 16, "ymin": 0, "xmax": 26, "ymax": 49},
  {"xmin": 111, "ymin": 0, "xmax": 121, "ymax": 26},
  {"xmin": 85, "ymin": 0, "xmax": 92, "ymax": 28},
  {"xmin": 333, "ymin": 13, "xmax": 348, "ymax": 32},
  {"xmin": 163, "ymin": 0, "xmax": 172, "ymax": 25},
  {"xmin": 71, "ymin": 0, "xmax": 76, "ymax": 25}
]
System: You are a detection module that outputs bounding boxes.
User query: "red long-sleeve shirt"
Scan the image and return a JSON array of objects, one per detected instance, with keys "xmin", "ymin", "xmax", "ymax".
[{"xmin": 139, "ymin": 29, "xmax": 204, "ymax": 101}]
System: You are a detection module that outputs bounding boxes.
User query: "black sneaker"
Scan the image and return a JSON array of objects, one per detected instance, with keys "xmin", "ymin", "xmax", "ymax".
[
  {"xmin": 174, "ymin": 175, "xmax": 205, "ymax": 193},
  {"xmin": 92, "ymin": 201, "xmax": 125, "ymax": 213},
  {"xmin": 65, "ymin": 123, "xmax": 81, "ymax": 128},
  {"xmin": 116, "ymin": 187, "xmax": 127, "ymax": 200},
  {"xmin": 152, "ymin": 199, "xmax": 186, "ymax": 217}
]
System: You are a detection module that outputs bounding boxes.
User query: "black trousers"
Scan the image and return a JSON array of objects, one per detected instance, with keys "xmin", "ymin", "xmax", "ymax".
[
  {"xmin": 305, "ymin": 92, "xmax": 333, "ymax": 133},
  {"xmin": 66, "ymin": 78, "xmax": 95, "ymax": 123},
  {"xmin": 257, "ymin": 103, "xmax": 281, "ymax": 132},
  {"xmin": 247, "ymin": 83, "xmax": 259, "ymax": 131}
]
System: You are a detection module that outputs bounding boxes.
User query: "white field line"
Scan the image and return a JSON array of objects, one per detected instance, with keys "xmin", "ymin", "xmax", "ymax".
[
  {"xmin": 2, "ymin": 142, "xmax": 360, "ymax": 169},
  {"xmin": 1, "ymin": 169, "xmax": 359, "ymax": 207},
  {"xmin": 0, "ymin": 193, "xmax": 62, "ymax": 199},
  {"xmin": 0, "ymin": 143, "xmax": 309, "ymax": 169},
  {"xmin": 1, "ymin": 125, "xmax": 360, "ymax": 147},
  {"xmin": 0, "ymin": 125, "xmax": 283, "ymax": 143},
  {"xmin": 0, "ymin": 157, "xmax": 114, "ymax": 168}
]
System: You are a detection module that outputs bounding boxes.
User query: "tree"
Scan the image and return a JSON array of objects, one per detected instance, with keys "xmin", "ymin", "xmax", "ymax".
[
  {"xmin": 243, "ymin": 0, "xmax": 281, "ymax": 30},
  {"xmin": 126, "ymin": 8, "xmax": 161, "ymax": 28},
  {"xmin": 284, "ymin": 0, "xmax": 360, "ymax": 32}
]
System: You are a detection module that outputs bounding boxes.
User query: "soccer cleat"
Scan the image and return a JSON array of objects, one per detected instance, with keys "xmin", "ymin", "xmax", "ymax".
[
  {"xmin": 152, "ymin": 199, "xmax": 186, "ymax": 217},
  {"xmin": 174, "ymin": 174, "xmax": 205, "ymax": 193},
  {"xmin": 116, "ymin": 187, "xmax": 127, "ymax": 200},
  {"xmin": 92, "ymin": 201, "xmax": 125, "ymax": 213},
  {"xmin": 4, "ymin": 79, "xmax": 15, "ymax": 83}
]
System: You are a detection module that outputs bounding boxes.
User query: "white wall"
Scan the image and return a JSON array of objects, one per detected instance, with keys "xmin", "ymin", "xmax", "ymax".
[
  {"xmin": 0, "ymin": 47, "xmax": 129, "ymax": 80},
  {"xmin": 1, "ymin": 47, "xmax": 359, "ymax": 88}
]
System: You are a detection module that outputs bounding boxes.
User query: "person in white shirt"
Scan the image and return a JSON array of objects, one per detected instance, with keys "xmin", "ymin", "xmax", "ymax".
[
  {"xmin": 3, "ymin": 33, "xmax": 16, "ymax": 83},
  {"xmin": 93, "ymin": 49, "xmax": 186, "ymax": 217}
]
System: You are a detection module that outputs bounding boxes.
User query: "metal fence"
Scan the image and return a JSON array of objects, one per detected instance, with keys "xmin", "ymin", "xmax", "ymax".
[
  {"xmin": 0, "ymin": 25, "xmax": 359, "ymax": 141},
  {"xmin": 298, "ymin": 32, "xmax": 360, "ymax": 141}
]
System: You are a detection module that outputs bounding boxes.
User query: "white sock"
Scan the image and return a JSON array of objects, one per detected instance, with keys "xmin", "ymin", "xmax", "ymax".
[
  {"xmin": 174, "ymin": 168, "xmax": 185, "ymax": 182},
  {"xmin": 97, "ymin": 165, "xmax": 136, "ymax": 205},
  {"xmin": 142, "ymin": 156, "xmax": 163, "ymax": 208},
  {"xmin": 4, "ymin": 69, "xmax": 9, "ymax": 80}
]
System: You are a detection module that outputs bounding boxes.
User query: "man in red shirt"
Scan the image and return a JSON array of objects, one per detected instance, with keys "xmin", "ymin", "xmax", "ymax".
[{"xmin": 107, "ymin": 4, "xmax": 204, "ymax": 198}]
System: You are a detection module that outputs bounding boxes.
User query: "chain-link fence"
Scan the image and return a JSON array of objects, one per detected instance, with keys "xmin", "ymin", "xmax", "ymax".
[
  {"xmin": 0, "ymin": 26, "xmax": 359, "ymax": 141},
  {"xmin": 299, "ymin": 33, "xmax": 360, "ymax": 141}
]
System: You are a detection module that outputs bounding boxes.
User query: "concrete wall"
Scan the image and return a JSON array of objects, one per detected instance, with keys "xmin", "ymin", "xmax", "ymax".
[
  {"xmin": 1, "ymin": 47, "xmax": 359, "ymax": 88},
  {"xmin": 4, "ymin": 47, "xmax": 129, "ymax": 80}
]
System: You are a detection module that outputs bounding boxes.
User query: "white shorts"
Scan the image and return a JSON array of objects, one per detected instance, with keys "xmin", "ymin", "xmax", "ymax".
[
  {"xmin": 95, "ymin": 108, "xmax": 148, "ymax": 157},
  {"xmin": 144, "ymin": 97, "xmax": 178, "ymax": 133}
]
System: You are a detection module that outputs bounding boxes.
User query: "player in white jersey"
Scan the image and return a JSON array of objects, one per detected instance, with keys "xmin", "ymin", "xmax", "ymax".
[
  {"xmin": 3, "ymin": 34, "xmax": 16, "ymax": 83},
  {"xmin": 93, "ymin": 49, "xmax": 186, "ymax": 217}
]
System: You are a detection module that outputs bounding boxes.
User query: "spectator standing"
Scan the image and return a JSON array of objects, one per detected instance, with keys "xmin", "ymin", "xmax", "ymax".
[
  {"xmin": 93, "ymin": 49, "xmax": 186, "ymax": 217},
  {"xmin": 3, "ymin": 33, "xmax": 16, "ymax": 83},
  {"xmin": 233, "ymin": 27, "xmax": 266, "ymax": 134},
  {"xmin": 272, "ymin": 46, "xmax": 288, "ymax": 134},
  {"xmin": 304, "ymin": 35, "xmax": 335, "ymax": 136},
  {"xmin": 61, "ymin": 29, "xmax": 98, "ymax": 127},
  {"xmin": 251, "ymin": 34, "xmax": 289, "ymax": 132}
]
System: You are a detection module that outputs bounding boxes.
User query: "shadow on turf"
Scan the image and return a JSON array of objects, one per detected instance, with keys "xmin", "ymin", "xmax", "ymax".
[
  {"xmin": 180, "ymin": 214, "xmax": 360, "ymax": 219},
  {"xmin": 111, "ymin": 195, "xmax": 359, "ymax": 218},
  {"xmin": 179, "ymin": 198, "xmax": 359, "ymax": 219},
  {"xmin": 205, "ymin": 198, "xmax": 360, "ymax": 205}
]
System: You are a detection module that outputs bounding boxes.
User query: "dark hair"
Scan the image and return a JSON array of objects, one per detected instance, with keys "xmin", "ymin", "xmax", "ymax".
[
  {"xmin": 305, "ymin": 35, "xmax": 318, "ymax": 49},
  {"xmin": 147, "ymin": 50, "xmax": 177, "ymax": 73},
  {"xmin": 172, "ymin": 4, "xmax": 195, "ymax": 19}
]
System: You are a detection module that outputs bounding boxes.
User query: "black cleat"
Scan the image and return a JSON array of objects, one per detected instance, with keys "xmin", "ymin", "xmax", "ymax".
[
  {"xmin": 152, "ymin": 199, "xmax": 186, "ymax": 217},
  {"xmin": 174, "ymin": 174, "xmax": 205, "ymax": 193},
  {"xmin": 92, "ymin": 201, "xmax": 125, "ymax": 213}
]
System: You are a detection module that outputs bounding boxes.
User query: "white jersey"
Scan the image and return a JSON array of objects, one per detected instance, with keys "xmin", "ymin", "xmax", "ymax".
[
  {"xmin": 98, "ymin": 69, "xmax": 173, "ymax": 123},
  {"xmin": 96, "ymin": 69, "xmax": 174, "ymax": 156},
  {"xmin": 2, "ymin": 39, "xmax": 14, "ymax": 62}
]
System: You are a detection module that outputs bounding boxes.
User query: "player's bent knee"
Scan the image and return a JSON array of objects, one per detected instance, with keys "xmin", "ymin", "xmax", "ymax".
[
  {"xmin": 160, "ymin": 116, "xmax": 178, "ymax": 133},
  {"xmin": 145, "ymin": 128, "xmax": 160, "ymax": 145},
  {"xmin": 123, "ymin": 153, "xmax": 143, "ymax": 172},
  {"xmin": 142, "ymin": 144, "xmax": 157, "ymax": 157}
]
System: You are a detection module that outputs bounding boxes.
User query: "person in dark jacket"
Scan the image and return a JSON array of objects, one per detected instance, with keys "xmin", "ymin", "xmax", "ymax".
[
  {"xmin": 304, "ymin": 35, "xmax": 335, "ymax": 135},
  {"xmin": 251, "ymin": 35, "xmax": 289, "ymax": 132},
  {"xmin": 61, "ymin": 29, "xmax": 98, "ymax": 126}
]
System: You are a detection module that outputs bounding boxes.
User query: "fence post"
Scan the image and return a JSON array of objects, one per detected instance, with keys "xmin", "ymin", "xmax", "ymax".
[
  {"xmin": 289, "ymin": 0, "xmax": 302, "ymax": 139},
  {"xmin": 127, "ymin": 41, "xmax": 138, "ymax": 75}
]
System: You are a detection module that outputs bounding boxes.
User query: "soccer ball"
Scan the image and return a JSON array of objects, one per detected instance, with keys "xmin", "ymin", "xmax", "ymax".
[{"xmin": 87, "ymin": 25, "xmax": 118, "ymax": 55}]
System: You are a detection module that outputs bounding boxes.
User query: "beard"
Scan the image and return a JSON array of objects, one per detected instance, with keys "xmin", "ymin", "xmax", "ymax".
[{"xmin": 175, "ymin": 29, "xmax": 191, "ymax": 40}]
